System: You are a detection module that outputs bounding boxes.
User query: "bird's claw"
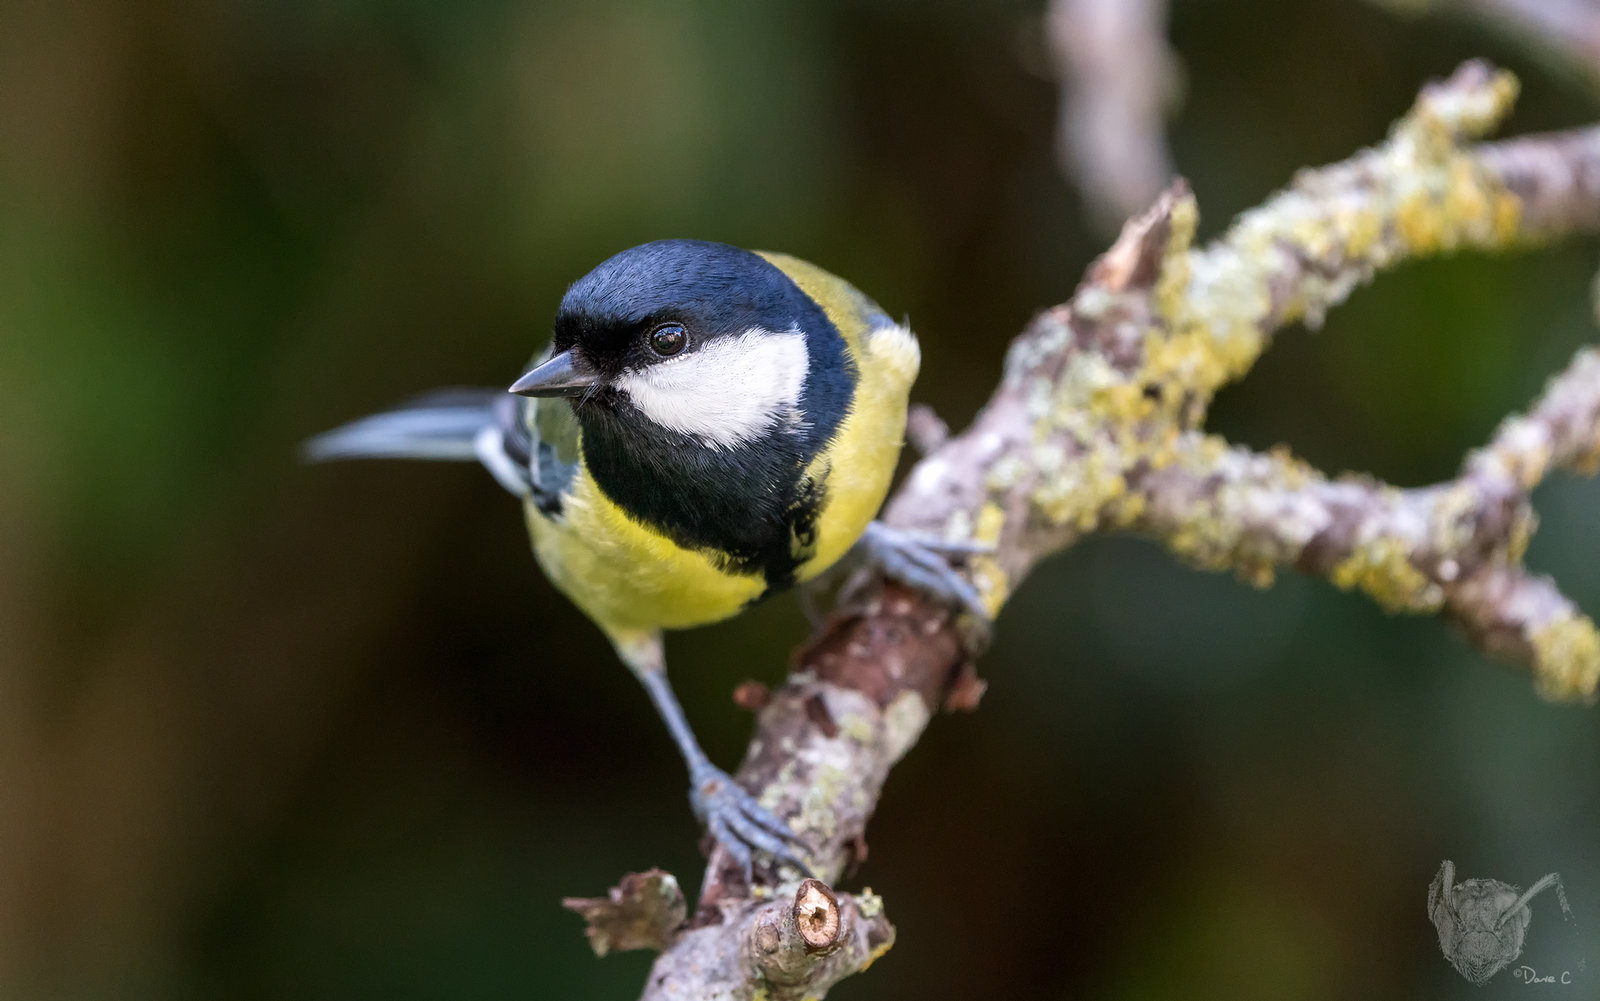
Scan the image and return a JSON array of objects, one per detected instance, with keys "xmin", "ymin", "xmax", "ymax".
[
  {"xmin": 858, "ymin": 521, "xmax": 992, "ymax": 625},
  {"xmin": 690, "ymin": 763, "xmax": 812, "ymax": 883}
]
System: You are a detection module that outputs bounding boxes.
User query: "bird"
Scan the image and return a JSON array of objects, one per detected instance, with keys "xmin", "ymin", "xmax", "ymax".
[{"xmin": 306, "ymin": 239, "xmax": 983, "ymax": 878}]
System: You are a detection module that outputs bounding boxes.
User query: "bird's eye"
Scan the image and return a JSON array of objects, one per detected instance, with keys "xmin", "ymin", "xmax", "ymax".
[{"xmin": 649, "ymin": 322, "xmax": 687, "ymax": 357}]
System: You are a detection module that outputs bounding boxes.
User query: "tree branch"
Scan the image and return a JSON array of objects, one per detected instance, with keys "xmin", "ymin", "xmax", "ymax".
[
  {"xmin": 1130, "ymin": 345, "xmax": 1600, "ymax": 699},
  {"xmin": 570, "ymin": 61, "xmax": 1600, "ymax": 1000}
]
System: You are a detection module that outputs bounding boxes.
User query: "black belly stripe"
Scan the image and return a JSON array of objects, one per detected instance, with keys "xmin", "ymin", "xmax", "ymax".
[
  {"xmin": 579, "ymin": 404, "xmax": 830, "ymax": 593},
  {"xmin": 756, "ymin": 470, "xmax": 826, "ymax": 599}
]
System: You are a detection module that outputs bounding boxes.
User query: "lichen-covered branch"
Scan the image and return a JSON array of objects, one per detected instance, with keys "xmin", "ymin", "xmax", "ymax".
[
  {"xmin": 574, "ymin": 62, "xmax": 1600, "ymax": 1000},
  {"xmin": 1129, "ymin": 372, "xmax": 1600, "ymax": 699},
  {"xmin": 1046, "ymin": 0, "xmax": 1179, "ymax": 232},
  {"xmin": 1170, "ymin": 62, "xmax": 1593, "ymax": 401}
]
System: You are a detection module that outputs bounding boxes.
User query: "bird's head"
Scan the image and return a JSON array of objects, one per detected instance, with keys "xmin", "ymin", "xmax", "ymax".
[{"xmin": 510, "ymin": 239, "xmax": 851, "ymax": 451}]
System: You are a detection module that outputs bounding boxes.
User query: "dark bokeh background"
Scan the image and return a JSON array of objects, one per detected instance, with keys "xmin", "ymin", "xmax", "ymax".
[{"xmin": 3, "ymin": 0, "xmax": 1598, "ymax": 998}]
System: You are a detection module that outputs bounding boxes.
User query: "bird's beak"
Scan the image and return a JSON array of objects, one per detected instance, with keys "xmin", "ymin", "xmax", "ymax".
[{"xmin": 509, "ymin": 350, "xmax": 601, "ymax": 398}]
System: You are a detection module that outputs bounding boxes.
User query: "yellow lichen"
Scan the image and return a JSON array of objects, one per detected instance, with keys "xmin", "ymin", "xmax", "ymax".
[
  {"xmin": 1329, "ymin": 537, "xmax": 1443, "ymax": 613},
  {"xmin": 1107, "ymin": 489, "xmax": 1147, "ymax": 528},
  {"xmin": 1501, "ymin": 505, "xmax": 1538, "ymax": 564},
  {"xmin": 1341, "ymin": 205, "xmax": 1384, "ymax": 260},
  {"xmin": 1448, "ymin": 67, "xmax": 1519, "ymax": 139},
  {"xmin": 984, "ymin": 455, "xmax": 1028, "ymax": 491},
  {"xmin": 1492, "ymin": 191, "xmax": 1521, "ymax": 241},
  {"xmin": 1267, "ymin": 444, "xmax": 1314, "ymax": 489},
  {"xmin": 1030, "ymin": 441, "xmax": 1129, "ymax": 531},
  {"xmin": 852, "ymin": 889, "xmax": 895, "ymax": 971},
  {"xmin": 1153, "ymin": 193, "xmax": 1199, "ymax": 325},
  {"xmin": 1390, "ymin": 148, "xmax": 1527, "ymax": 259},
  {"xmin": 1425, "ymin": 482, "xmax": 1479, "ymax": 555},
  {"xmin": 974, "ymin": 502, "xmax": 1006, "ymax": 545},
  {"xmin": 1396, "ymin": 187, "xmax": 1446, "ymax": 254},
  {"xmin": 943, "ymin": 508, "xmax": 974, "ymax": 544},
  {"xmin": 1395, "ymin": 66, "xmax": 1517, "ymax": 163},
  {"xmin": 964, "ymin": 552, "xmax": 1010, "ymax": 619},
  {"xmin": 1531, "ymin": 615, "xmax": 1600, "ymax": 704},
  {"xmin": 859, "ymin": 937, "xmax": 894, "ymax": 972},
  {"xmin": 839, "ymin": 712, "xmax": 874, "ymax": 745},
  {"xmin": 1444, "ymin": 160, "xmax": 1491, "ymax": 238},
  {"xmin": 1143, "ymin": 329, "xmax": 1231, "ymax": 395},
  {"xmin": 968, "ymin": 502, "xmax": 1012, "ymax": 612},
  {"xmin": 855, "ymin": 889, "xmax": 883, "ymax": 919},
  {"xmin": 788, "ymin": 762, "xmax": 852, "ymax": 844},
  {"xmin": 1166, "ymin": 516, "xmax": 1244, "ymax": 573}
]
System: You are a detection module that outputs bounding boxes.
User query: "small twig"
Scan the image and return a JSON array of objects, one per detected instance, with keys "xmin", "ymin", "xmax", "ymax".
[
  {"xmin": 1046, "ymin": 0, "xmax": 1180, "ymax": 232},
  {"xmin": 1130, "ymin": 357, "xmax": 1600, "ymax": 699},
  {"xmin": 639, "ymin": 878, "xmax": 891, "ymax": 1001},
  {"xmin": 748, "ymin": 880, "xmax": 846, "ymax": 984},
  {"xmin": 562, "ymin": 870, "xmax": 686, "ymax": 957}
]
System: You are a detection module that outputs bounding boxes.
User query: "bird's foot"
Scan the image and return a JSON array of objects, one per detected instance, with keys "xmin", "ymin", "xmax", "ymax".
[
  {"xmin": 858, "ymin": 521, "xmax": 992, "ymax": 625},
  {"xmin": 690, "ymin": 763, "xmax": 811, "ymax": 883}
]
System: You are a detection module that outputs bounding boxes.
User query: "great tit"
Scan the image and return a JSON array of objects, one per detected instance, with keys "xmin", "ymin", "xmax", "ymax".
[{"xmin": 308, "ymin": 239, "xmax": 980, "ymax": 876}]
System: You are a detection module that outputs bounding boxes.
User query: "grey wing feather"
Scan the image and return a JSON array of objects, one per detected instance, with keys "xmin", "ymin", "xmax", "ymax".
[{"xmin": 528, "ymin": 391, "xmax": 581, "ymax": 514}]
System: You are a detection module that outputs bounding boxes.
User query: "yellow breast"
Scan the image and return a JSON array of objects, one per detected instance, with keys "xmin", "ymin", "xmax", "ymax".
[{"xmin": 524, "ymin": 470, "xmax": 767, "ymax": 642}]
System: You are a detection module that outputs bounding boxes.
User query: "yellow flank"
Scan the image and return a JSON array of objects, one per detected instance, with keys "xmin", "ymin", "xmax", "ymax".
[
  {"xmin": 524, "ymin": 252, "xmax": 919, "ymax": 648},
  {"xmin": 758, "ymin": 252, "xmax": 921, "ymax": 582},
  {"xmin": 795, "ymin": 322, "xmax": 918, "ymax": 580},
  {"xmin": 525, "ymin": 469, "xmax": 767, "ymax": 641}
]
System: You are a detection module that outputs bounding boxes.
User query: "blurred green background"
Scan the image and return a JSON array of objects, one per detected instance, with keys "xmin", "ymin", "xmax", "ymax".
[{"xmin": 2, "ymin": 0, "xmax": 1598, "ymax": 998}]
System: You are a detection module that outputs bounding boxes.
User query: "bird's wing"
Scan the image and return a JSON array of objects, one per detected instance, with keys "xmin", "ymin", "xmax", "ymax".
[{"xmin": 525, "ymin": 385, "xmax": 583, "ymax": 515}]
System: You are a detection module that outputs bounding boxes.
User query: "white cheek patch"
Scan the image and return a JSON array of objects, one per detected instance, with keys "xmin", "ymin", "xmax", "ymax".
[{"xmin": 614, "ymin": 326, "xmax": 810, "ymax": 448}]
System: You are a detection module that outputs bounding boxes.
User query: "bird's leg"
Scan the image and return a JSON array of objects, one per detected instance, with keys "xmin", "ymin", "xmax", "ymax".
[
  {"xmin": 611, "ymin": 631, "xmax": 811, "ymax": 883},
  {"xmin": 856, "ymin": 521, "xmax": 993, "ymax": 629}
]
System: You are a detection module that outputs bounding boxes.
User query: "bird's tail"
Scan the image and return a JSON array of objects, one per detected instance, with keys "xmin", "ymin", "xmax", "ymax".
[
  {"xmin": 303, "ymin": 388, "xmax": 504, "ymax": 463},
  {"xmin": 305, "ymin": 388, "xmax": 533, "ymax": 496}
]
